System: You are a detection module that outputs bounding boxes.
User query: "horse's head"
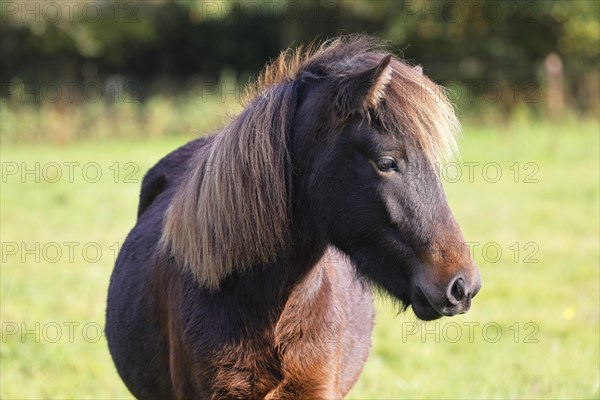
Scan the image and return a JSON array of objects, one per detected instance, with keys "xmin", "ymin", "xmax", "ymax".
[{"xmin": 293, "ymin": 48, "xmax": 481, "ymax": 320}]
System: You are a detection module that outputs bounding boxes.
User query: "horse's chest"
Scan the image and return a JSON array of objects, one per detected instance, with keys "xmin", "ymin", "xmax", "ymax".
[
  {"xmin": 203, "ymin": 336, "xmax": 284, "ymax": 398},
  {"xmin": 198, "ymin": 292, "xmax": 343, "ymax": 398}
]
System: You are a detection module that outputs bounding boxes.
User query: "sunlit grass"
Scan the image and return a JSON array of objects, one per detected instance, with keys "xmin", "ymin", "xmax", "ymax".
[{"xmin": 1, "ymin": 118, "xmax": 598, "ymax": 399}]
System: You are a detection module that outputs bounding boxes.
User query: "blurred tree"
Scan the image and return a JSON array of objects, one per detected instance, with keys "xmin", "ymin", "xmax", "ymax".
[{"xmin": 0, "ymin": 0, "xmax": 598, "ymax": 114}]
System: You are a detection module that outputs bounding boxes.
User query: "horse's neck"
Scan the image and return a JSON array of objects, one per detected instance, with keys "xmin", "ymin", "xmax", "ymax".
[
  {"xmin": 282, "ymin": 246, "xmax": 349, "ymax": 314},
  {"xmin": 289, "ymin": 257, "xmax": 327, "ymax": 303},
  {"xmin": 220, "ymin": 240, "xmax": 330, "ymax": 324}
]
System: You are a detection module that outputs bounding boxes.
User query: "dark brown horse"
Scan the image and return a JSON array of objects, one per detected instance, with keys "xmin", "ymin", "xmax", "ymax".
[{"xmin": 106, "ymin": 36, "xmax": 481, "ymax": 399}]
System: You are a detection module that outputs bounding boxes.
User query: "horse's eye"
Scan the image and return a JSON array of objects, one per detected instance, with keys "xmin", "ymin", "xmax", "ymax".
[{"xmin": 376, "ymin": 157, "xmax": 398, "ymax": 172}]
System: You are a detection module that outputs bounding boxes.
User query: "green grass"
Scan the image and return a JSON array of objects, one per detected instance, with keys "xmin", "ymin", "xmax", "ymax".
[{"xmin": 1, "ymin": 118, "xmax": 598, "ymax": 399}]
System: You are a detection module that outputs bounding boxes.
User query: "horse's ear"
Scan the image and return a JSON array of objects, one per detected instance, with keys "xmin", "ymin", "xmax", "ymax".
[{"xmin": 336, "ymin": 54, "xmax": 393, "ymax": 115}]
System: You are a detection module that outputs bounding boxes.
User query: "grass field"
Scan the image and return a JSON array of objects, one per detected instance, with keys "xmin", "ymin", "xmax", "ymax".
[{"xmin": 1, "ymin": 117, "xmax": 598, "ymax": 399}]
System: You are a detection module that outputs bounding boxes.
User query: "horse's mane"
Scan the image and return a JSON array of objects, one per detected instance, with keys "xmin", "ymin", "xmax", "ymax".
[{"xmin": 160, "ymin": 35, "xmax": 460, "ymax": 289}]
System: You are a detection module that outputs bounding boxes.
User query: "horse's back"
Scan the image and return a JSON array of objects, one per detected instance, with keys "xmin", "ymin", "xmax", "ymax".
[{"xmin": 137, "ymin": 137, "xmax": 211, "ymax": 218}]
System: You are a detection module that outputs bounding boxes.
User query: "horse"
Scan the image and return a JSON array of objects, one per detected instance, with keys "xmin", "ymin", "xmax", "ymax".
[{"xmin": 106, "ymin": 36, "xmax": 481, "ymax": 399}]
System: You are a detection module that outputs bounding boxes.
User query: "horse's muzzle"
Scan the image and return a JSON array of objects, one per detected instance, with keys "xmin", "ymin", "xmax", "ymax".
[{"xmin": 411, "ymin": 268, "xmax": 482, "ymax": 321}]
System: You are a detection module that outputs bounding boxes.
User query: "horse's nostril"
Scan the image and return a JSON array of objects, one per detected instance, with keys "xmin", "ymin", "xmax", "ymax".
[{"xmin": 448, "ymin": 276, "xmax": 466, "ymax": 304}]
